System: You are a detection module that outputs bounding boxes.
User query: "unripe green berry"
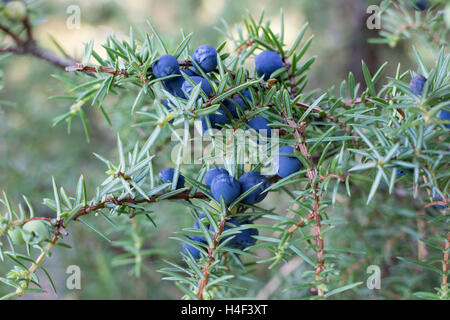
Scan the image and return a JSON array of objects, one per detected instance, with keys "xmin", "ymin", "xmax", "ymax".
[
  {"xmin": 8, "ymin": 228, "xmax": 25, "ymax": 245},
  {"xmin": 4, "ymin": 1, "xmax": 27, "ymax": 22},
  {"xmin": 23, "ymin": 220, "xmax": 50, "ymax": 242}
]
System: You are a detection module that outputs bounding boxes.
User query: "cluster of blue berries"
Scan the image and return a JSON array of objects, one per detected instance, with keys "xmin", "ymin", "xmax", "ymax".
[
  {"xmin": 409, "ymin": 75, "xmax": 449, "ymax": 129},
  {"xmin": 199, "ymin": 49, "xmax": 283, "ymax": 134},
  {"xmin": 153, "ymin": 47, "xmax": 304, "ymax": 259},
  {"xmin": 152, "ymin": 44, "xmax": 217, "ymax": 101},
  {"xmin": 206, "ymin": 168, "xmax": 270, "ymax": 205},
  {"xmin": 153, "ymin": 47, "xmax": 285, "ymax": 137}
]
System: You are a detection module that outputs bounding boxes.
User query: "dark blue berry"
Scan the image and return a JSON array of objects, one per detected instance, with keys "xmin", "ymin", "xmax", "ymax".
[
  {"xmin": 223, "ymin": 96, "xmax": 247, "ymax": 118},
  {"xmin": 181, "ymin": 69, "xmax": 198, "ymax": 77},
  {"xmin": 232, "ymin": 220, "xmax": 258, "ymax": 249},
  {"xmin": 432, "ymin": 196, "xmax": 446, "ymax": 210},
  {"xmin": 210, "ymin": 174, "xmax": 241, "ymax": 204},
  {"xmin": 397, "ymin": 168, "xmax": 413, "ymax": 177},
  {"xmin": 191, "ymin": 213, "xmax": 209, "ymax": 242},
  {"xmin": 162, "ymin": 99, "xmax": 173, "ymax": 111},
  {"xmin": 162, "ymin": 69, "xmax": 198, "ymax": 98},
  {"xmin": 205, "ymin": 168, "xmax": 229, "ymax": 187},
  {"xmin": 163, "ymin": 77, "xmax": 185, "ymax": 98},
  {"xmin": 157, "ymin": 168, "xmax": 185, "ymax": 189},
  {"xmin": 200, "ymin": 107, "xmax": 227, "ymax": 133},
  {"xmin": 409, "ymin": 0, "xmax": 430, "ymax": 10},
  {"xmin": 410, "ymin": 75, "xmax": 427, "ymax": 95},
  {"xmin": 152, "ymin": 54, "xmax": 180, "ymax": 79},
  {"xmin": 276, "ymin": 146, "xmax": 303, "ymax": 178},
  {"xmin": 182, "ymin": 76, "xmax": 213, "ymax": 98},
  {"xmin": 242, "ymin": 89, "xmax": 252, "ymax": 102},
  {"xmin": 238, "ymin": 171, "xmax": 270, "ymax": 204},
  {"xmin": 248, "ymin": 117, "xmax": 272, "ymax": 138},
  {"xmin": 182, "ymin": 242, "xmax": 202, "ymax": 259},
  {"xmin": 255, "ymin": 50, "xmax": 283, "ymax": 80},
  {"xmin": 192, "ymin": 45, "xmax": 218, "ymax": 73},
  {"xmin": 440, "ymin": 109, "xmax": 450, "ymax": 129},
  {"xmin": 213, "ymin": 219, "xmax": 258, "ymax": 249}
]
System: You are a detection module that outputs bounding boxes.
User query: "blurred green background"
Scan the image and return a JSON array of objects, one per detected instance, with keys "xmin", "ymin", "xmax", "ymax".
[{"xmin": 0, "ymin": 0, "xmax": 440, "ymax": 299}]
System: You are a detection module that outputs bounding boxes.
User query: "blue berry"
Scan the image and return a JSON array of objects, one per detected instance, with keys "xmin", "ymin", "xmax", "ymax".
[
  {"xmin": 192, "ymin": 45, "xmax": 218, "ymax": 73},
  {"xmin": 200, "ymin": 107, "xmax": 227, "ymax": 132},
  {"xmin": 162, "ymin": 69, "xmax": 198, "ymax": 98},
  {"xmin": 248, "ymin": 117, "xmax": 272, "ymax": 138},
  {"xmin": 191, "ymin": 213, "xmax": 209, "ymax": 242},
  {"xmin": 276, "ymin": 146, "xmax": 303, "ymax": 178},
  {"xmin": 152, "ymin": 54, "xmax": 180, "ymax": 79},
  {"xmin": 397, "ymin": 168, "xmax": 413, "ymax": 177},
  {"xmin": 182, "ymin": 242, "xmax": 203, "ymax": 259},
  {"xmin": 205, "ymin": 168, "xmax": 229, "ymax": 187},
  {"xmin": 255, "ymin": 50, "xmax": 283, "ymax": 80},
  {"xmin": 410, "ymin": 75, "xmax": 427, "ymax": 95},
  {"xmin": 157, "ymin": 168, "xmax": 185, "ymax": 189},
  {"xmin": 162, "ymin": 99, "xmax": 173, "ymax": 111},
  {"xmin": 238, "ymin": 171, "xmax": 270, "ymax": 204},
  {"xmin": 163, "ymin": 77, "xmax": 185, "ymax": 98},
  {"xmin": 242, "ymin": 89, "xmax": 252, "ymax": 102},
  {"xmin": 223, "ymin": 96, "xmax": 247, "ymax": 118},
  {"xmin": 409, "ymin": 0, "xmax": 430, "ymax": 10},
  {"xmin": 440, "ymin": 109, "xmax": 450, "ymax": 129},
  {"xmin": 232, "ymin": 220, "xmax": 258, "ymax": 249},
  {"xmin": 432, "ymin": 196, "xmax": 446, "ymax": 210},
  {"xmin": 182, "ymin": 76, "xmax": 213, "ymax": 98},
  {"xmin": 210, "ymin": 174, "xmax": 241, "ymax": 204},
  {"xmin": 181, "ymin": 69, "xmax": 198, "ymax": 77},
  {"xmin": 213, "ymin": 219, "xmax": 258, "ymax": 249}
]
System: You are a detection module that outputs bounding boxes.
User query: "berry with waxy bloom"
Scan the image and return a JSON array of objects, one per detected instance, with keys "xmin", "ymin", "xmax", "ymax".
[
  {"xmin": 152, "ymin": 54, "xmax": 180, "ymax": 79},
  {"xmin": 440, "ymin": 109, "xmax": 450, "ymax": 129},
  {"xmin": 204, "ymin": 168, "xmax": 229, "ymax": 187},
  {"xmin": 255, "ymin": 50, "xmax": 283, "ymax": 80},
  {"xmin": 200, "ymin": 107, "xmax": 227, "ymax": 132},
  {"xmin": 192, "ymin": 45, "xmax": 218, "ymax": 73},
  {"xmin": 182, "ymin": 242, "xmax": 203, "ymax": 259},
  {"xmin": 157, "ymin": 168, "xmax": 185, "ymax": 189},
  {"xmin": 210, "ymin": 173, "xmax": 241, "ymax": 204},
  {"xmin": 182, "ymin": 76, "xmax": 213, "ymax": 98},
  {"xmin": 223, "ymin": 96, "xmax": 246, "ymax": 118},
  {"xmin": 408, "ymin": 0, "xmax": 430, "ymax": 11},
  {"xmin": 248, "ymin": 117, "xmax": 272, "ymax": 138},
  {"xmin": 238, "ymin": 171, "xmax": 270, "ymax": 204},
  {"xmin": 409, "ymin": 75, "xmax": 427, "ymax": 95},
  {"xmin": 276, "ymin": 146, "xmax": 303, "ymax": 178}
]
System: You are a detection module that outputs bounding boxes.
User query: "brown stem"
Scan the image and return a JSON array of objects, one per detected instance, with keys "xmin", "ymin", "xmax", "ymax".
[
  {"xmin": 0, "ymin": 16, "xmax": 74, "ymax": 70},
  {"xmin": 198, "ymin": 212, "xmax": 231, "ymax": 300},
  {"xmin": 73, "ymin": 190, "xmax": 207, "ymax": 221},
  {"xmin": 443, "ymin": 233, "xmax": 449, "ymax": 296},
  {"xmin": 281, "ymin": 110, "xmax": 325, "ymax": 294},
  {"xmin": 0, "ymin": 23, "xmax": 24, "ymax": 46}
]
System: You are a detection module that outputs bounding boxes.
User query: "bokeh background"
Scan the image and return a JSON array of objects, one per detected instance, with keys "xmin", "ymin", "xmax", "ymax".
[{"xmin": 0, "ymin": 0, "xmax": 441, "ymax": 299}]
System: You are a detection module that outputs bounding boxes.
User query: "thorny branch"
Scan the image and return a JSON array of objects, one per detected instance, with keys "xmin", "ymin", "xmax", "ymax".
[{"xmin": 0, "ymin": 16, "xmax": 74, "ymax": 69}]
